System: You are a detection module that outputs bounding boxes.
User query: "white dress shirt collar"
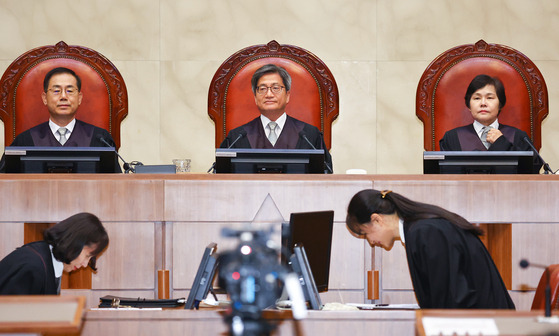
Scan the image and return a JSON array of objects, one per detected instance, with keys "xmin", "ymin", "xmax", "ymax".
[
  {"xmin": 49, "ymin": 244, "xmax": 64, "ymax": 278},
  {"xmin": 49, "ymin": 119, "xmax": 76, "ymax": 140},
  {"xmin": 398, "ymin": 218, "xmax": 406, "ymax": 246},
  {"xmin": 260, "ymin": 113, "xmax": 287, "ymax": 138},
  {"xmin": 473, "ymin": 119, "xmax": 499, "ymax": 138}
]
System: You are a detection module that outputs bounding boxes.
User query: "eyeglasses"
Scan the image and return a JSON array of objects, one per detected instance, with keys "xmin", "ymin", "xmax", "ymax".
[
  {"xmin": 48, "ymin": 87, "xmax": 79, "ymax": 96},
  {"xmin": 256, "ymin": 85, "xmax": 285, "ymax": 95}
]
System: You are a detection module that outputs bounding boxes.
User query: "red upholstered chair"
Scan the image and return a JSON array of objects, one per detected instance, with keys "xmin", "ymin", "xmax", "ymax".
[
  {"xmin": 208, "ymin": 40, "xmax": 339, "ymax": 149},
  {"xmin": 416, "ymin": 39, "xmax": 548, "ymax": 151},
  {"xmin": 0, "ymin": 41, "xmax": 128, "ymax": 149},
  {"xmin": 531, "ymin": 264, "xmax": 559, "ymax": 311}
]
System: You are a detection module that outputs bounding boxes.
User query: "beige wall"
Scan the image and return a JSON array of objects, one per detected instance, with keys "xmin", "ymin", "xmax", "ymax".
[{"xmin": 0, "ymin": 0, "xmax": 557, "ymax": 174}]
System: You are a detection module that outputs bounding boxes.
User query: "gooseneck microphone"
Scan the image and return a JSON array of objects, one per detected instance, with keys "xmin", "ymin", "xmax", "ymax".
[
  {"xmin": 207, "ymin": 130, "xmax": 247, "ymax": 173},
  {"xmin": 523, "ymin": 137, "xmax": 555, "ymax": 174},
  {"xmin": 98, "ymin": 136, "xmax": 137, "ymax": 173},
  {"xmin": 520, "ymin": 259, "xmax": 551, "ymax": 317},
  {"xmin": 298, "ymin": 131, "xmax": 333, "ymax": 174}
]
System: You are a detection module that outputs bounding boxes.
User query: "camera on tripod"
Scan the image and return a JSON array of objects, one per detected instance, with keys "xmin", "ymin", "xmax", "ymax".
[{"xmin": 218, "ymin": 227, "xmax": 288, "ymax": 336}]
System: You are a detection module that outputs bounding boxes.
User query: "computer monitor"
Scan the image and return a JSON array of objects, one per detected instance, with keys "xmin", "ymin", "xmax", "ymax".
[
  {"xmin": 3, "ymin": 146, "xmax": 119, "ymax": 173},
  {"xmin": 215, "ymin": 148, "xmax": 326, "ymax": 174},
  {"xmin": 289, "ymin": 245, "xmax": 323, "ymax": 310},
  {"xmin": 185, "ymin": 242, "xmax": 219, "ymax": 310},
  {"xmin": 423, "ymin": 151, "xmax": 535, "ymax": 174},
  {"xmin": 282, "ymin": 210, "xmax": 334, "ymax": 292}
]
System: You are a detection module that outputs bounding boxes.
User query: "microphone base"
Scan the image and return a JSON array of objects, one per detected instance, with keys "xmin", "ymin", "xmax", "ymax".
[{"xmin": 536, "ymin": 316, "xmax": 559, "ymax": 324}]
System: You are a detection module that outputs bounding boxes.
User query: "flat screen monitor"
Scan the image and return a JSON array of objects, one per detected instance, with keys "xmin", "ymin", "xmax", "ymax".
[
  {"xmin": 185, "ymin": 242, "xmax": 219, "ymax": 310},
  {"xmin": 215, "ymin": 148, "xmax": 326, "ymax": 174},
  {"xmin": 3, "ymin": 146, "xmax": 119, "ymax": 173},
  {"xmin": 423, "ymin": 151, "xmax": 535, "ymax": 174},
  {"xmin": 289, "ymin": 245, "xmax": 322, "ymax": 310},
  {"xmin": 282, "ymin": 210, "xmax": 334, "ymax": 292}
]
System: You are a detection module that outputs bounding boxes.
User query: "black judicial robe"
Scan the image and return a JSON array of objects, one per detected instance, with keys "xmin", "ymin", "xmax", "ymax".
[
  {"xmin": 9, "ymin": 119, "xmax": 113, "ymax": 147},
  {"xmin": 439, "ymin": 123, "xmax": 542, "ymax": 173},
  {"xmin": 404, "ymin": 218, "xmax": 515, "ymax": 309},
  {"xmin": 220, "ymin": 115, "xmax": 333, "ymax": 172},
  {"xmin": 0, "ymin": 241, "xmax": 58, "ymax": 295},
  {"xmin": 0, "ymin": 119, "xmax": 121, "ymax": 173}
]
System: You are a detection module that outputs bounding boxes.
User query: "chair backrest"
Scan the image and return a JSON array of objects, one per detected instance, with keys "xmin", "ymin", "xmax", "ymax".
[
  {"xmin": 531, "ymin": 264, "xmax": 559, "ymax": 311},
  {"xmin": 208, "ymin": 40, "xmax": 339, "ymax": 149},
  {"xmin": 416, "ymin": 40, "xmax": 548, "ymax": 151},
  {"xmin": 0, "ymin": 41, "xmax": 128, "ymax": 149}
]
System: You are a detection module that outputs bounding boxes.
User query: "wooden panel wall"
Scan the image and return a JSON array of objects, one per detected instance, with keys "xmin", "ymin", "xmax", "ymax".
[{"xmin": 1, "ymin": 174, "xmax": 557, "ymax": 311}]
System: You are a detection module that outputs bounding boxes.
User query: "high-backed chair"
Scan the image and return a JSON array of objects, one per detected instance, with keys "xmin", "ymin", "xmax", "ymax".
[
  {"xmin": 0, "ymin": 41, "xmax": 128, "ymax": 149},
  {"xmin": 416, "ymin": 39, "xmax": 548, "ymax": 151},
  {"xmin": 208, "ymin": 40, "xmax": 339, "ymax": 149},
  {"xmin": 531, "ymin": 264, "xmax": 559, "ymax": 311}
]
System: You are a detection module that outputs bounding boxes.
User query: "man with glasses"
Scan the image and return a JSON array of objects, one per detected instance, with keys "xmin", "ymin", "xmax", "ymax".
[
  {"xmin": 219, "ymin": 64, "xmax": 333, "ymax": 172},
  {"xmin": 0, "ymin": 67, "xmax": 119, "ymax": 172}
]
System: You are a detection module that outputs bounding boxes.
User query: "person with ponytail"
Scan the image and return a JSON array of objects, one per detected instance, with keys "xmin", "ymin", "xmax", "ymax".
[{"xmin": 346, "ymin": 189, "xmax": 515, "ymax": 309}]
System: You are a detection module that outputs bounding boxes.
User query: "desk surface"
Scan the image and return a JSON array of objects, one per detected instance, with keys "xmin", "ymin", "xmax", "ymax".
[
  {"xmin": 83, "ymin": 308, "xmax": 417, "ymax": 336},
  {"xmin": 416, "ymin": 309, "xmax": 559, "ymax": 336},
  {"xmin": 0, "ymin": 295, "xmax": 85, "ymax": 334}
]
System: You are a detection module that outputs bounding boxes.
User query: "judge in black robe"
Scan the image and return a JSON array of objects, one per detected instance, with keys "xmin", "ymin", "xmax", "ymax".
[
  {"xmin": 0, "ymin": 120, "xmax": 121, "ymax": 173},
  {"xmin": 0, "ymin": 241, "xmax": 58, "ymax": 295},
  {"xmin": 438, "ymin": 74, "xmax": 542, "ymax": 173},
  {"xmin": 218, "ymin": 63, "xmax": 333, "ymax": 173},
  {"xmin": 220, "ymin": 115, "xmax": 333, "ymax": 172},
  {"xmin": 404, "ymin": 218, "xmax": 515, "ymax": 309},
  {"xmin": 439, "ymin": 123, "xmax": 542, "ymax": 173},
  {"xmin": 1, "ymin": 67, "xmax": 121, "ymax": 173}
]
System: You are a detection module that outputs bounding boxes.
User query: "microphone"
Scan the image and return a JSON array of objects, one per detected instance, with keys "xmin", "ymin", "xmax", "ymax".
[
  {"xmin": 523, "ymin": 137, "xmax": 555, "ymax": 174},
  {"xmin": 298, "ymin": 131, "xmax": 333, "ymax": 174},
  {"xmin": 208, "ymin": 130, "xmax": 247, "ymax": 173},
  {"xmin": 228, "ymin": 130, "xmax": 247, "ymax": 148},
  {"xmin": 98, "ymin": 136, "xmax": 137, "ymax": 173},
  {"xmin": 520, "ymin": 259, "xmax": 552, "ymax": 317}
]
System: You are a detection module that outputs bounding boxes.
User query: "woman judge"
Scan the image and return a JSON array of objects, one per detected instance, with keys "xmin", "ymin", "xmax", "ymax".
[
  {"xmin": 0, "ymin": 212, "xmax": 109, "ymax": 295},
  {"xmin": 346, "ymin": 189, "xmax": 515, "ymax": 309},
  {"xmin": 439, "ymin": 74, "xmax": 542, "ymax": 173}
]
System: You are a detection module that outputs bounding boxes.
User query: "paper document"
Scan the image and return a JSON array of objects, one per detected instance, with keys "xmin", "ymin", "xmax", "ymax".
[{"xmin": 346, "ymin": 303, "xmax": 420, "ymax": 310}]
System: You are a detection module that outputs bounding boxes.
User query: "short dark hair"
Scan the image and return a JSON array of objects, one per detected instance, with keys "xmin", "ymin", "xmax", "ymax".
[
  {"xmin": 43, "ymin": 67, "xmax": 82, "ymax": 92},
  {"xmin": 251, "ymin": 64, "xmax": 292, "ymax": 94},
  {"xmin": 44, "ymin": 212, "xmax": 109, "ymax": 271},
  {"xmin": 464, "ymin": 74, "xmax": 506, "ymax": 111}
]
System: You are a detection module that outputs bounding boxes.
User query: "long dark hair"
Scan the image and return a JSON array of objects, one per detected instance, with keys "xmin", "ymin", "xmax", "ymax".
[
  {"xmin": 44, "ymin": 212, "xmax": 109, "ymax": 271},
  {"xmin": 346, "ymin": 189, "xmax": 483, "ymax": 236}
]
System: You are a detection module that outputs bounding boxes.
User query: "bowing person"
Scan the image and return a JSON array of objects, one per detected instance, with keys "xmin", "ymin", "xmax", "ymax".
[
  {"xmin": 0, "ymin": 212, "xmax": 109, "ymax": 295},
  {"xmin": 346, "ymin": 189, "xmax": 515, "ymax": 309}
]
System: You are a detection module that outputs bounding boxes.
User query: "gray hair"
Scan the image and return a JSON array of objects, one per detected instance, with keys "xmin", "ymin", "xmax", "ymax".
[{"xmin": 251, "ymin": 64, "xmax": 292, "ymax": 94}]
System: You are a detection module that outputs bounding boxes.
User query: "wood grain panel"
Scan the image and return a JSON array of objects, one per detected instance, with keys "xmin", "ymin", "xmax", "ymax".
[
  {"xmin": 0, "ymin": 175, "xmax": 164, "ymax": 222},
  {"xmin": 0, "ymin": 223, "xmax": 24, "ymax": 260},
  {"xmin": 479, "ymin": 223, "xmax": 512, "ymax": 289},
  {"xmin": 93, "ymin": 222, "xmax": 156, "ymax": 289},
  {"xmin": 381, "ymin": 243, "xmax": 413, "ymax": 290},
  {"xmin": 372, "ymin": 175, "xmax": 559, "ymax": 223},
  {"xmin": 164, "ymin": 178, "xmax": 372, "ymax": 222},
  {"xmin": 512, "ymin": 223, "xmax": 559, "ymax": 290},
  {"xmin": 82, "ymin": 309, "xmax": 416, "ymax": 336}
]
